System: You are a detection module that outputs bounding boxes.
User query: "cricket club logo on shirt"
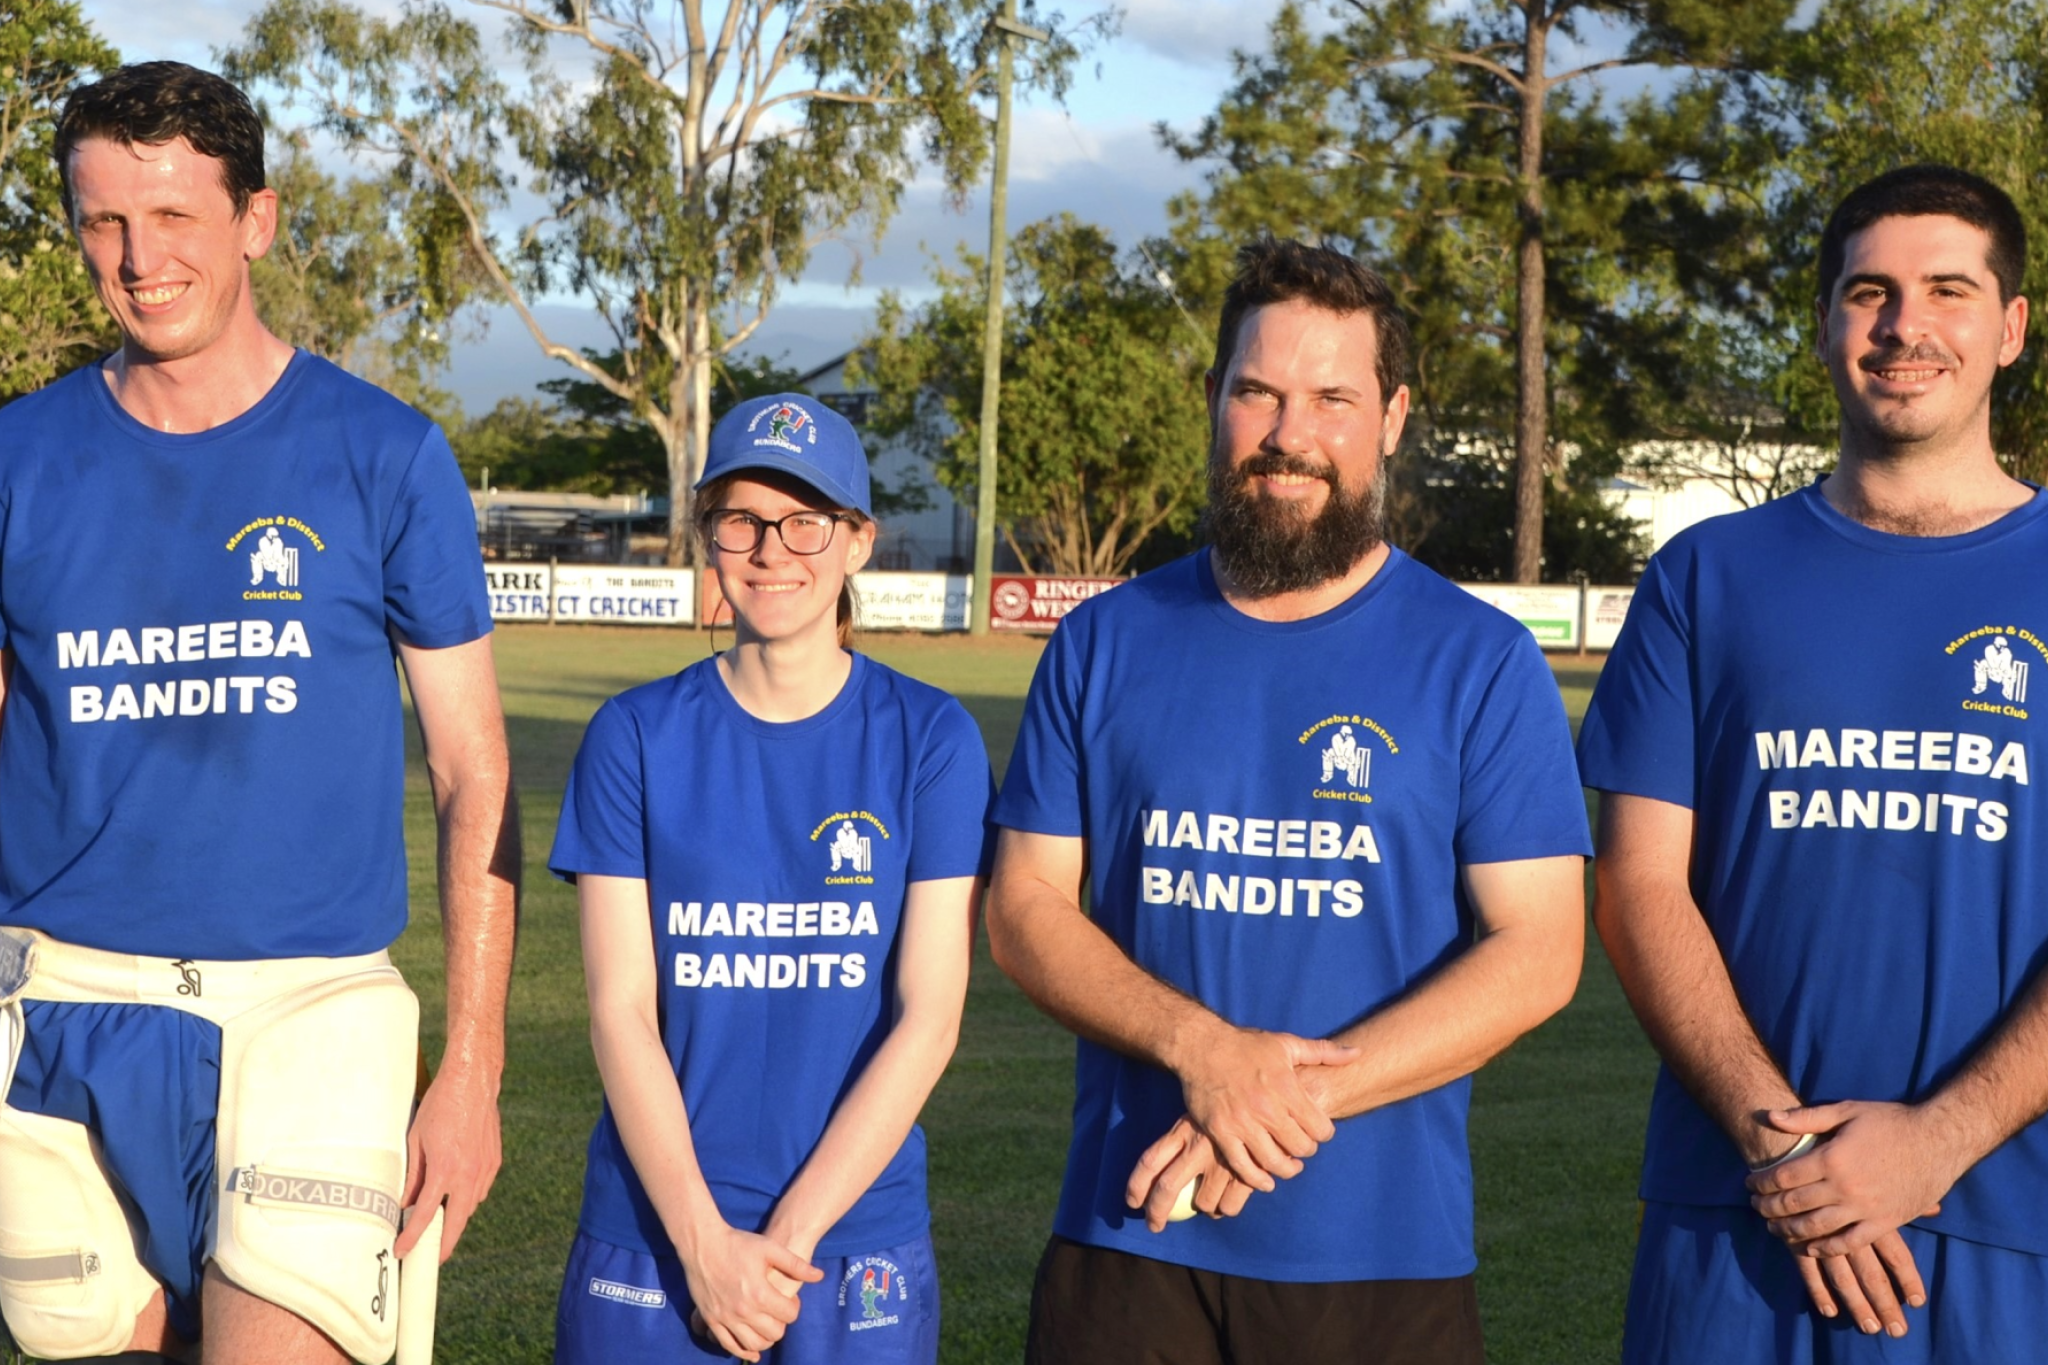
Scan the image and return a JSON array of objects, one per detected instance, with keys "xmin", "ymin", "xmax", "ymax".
[
  {"xmin": 1300, "ymin": 713, "xmax": 1398, "ymax": 805},
  {"xmin": 748, "ymin": 399, "xmax": 817, "ymax": 454},
  {"xmin": 837, "ymin": 1254, "xmax": 906, "ymax": 1332},
  {"xmin": 224, "ymin": 515, "xmax": 326, "ymax": 603},
  {"xmin": 810, "ymin": 809, "xmax": 890, "ymax": 886},
  {"xmin": 1948, "ymin": 624, "xmax": 2047, "ymax": 721}
]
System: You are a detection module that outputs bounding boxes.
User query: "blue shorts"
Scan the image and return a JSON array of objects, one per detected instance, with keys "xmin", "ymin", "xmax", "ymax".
[
  {"xmin": 1626, "ymin": 1201, "xmax": 2048, "ymax": 1364},
  {"xmin": 6, "ymin": 998, "xmax": 224, "ymax": 1343},
  {"xmin": 555, "ymin": 1230, "xmax": 940, "ymax": 1365}
]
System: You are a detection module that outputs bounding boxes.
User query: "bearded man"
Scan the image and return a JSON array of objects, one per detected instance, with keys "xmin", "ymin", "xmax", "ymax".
[{"xmin": 985, "ymin": 236, "xmax": 1590, "ymax": 1365}]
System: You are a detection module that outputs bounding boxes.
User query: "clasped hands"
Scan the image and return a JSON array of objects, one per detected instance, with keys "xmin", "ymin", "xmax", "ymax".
[
  {"xmin": 682, "ymin": 1221, "xmax": 824, "ymax": 1362},
  {"xmin": 1123, "ymin": 1026, "xmax": 1355, "ymax": 1232},
  {"xmin": 1744, "ymin": 1101, "xmax": 1966, "ymax": 1338}
]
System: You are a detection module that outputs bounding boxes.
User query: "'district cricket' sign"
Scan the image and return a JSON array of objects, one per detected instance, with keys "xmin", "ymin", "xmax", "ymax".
[{"xmin": 989, "ymin": 575, "xmax": 1124, "ymax": 633}]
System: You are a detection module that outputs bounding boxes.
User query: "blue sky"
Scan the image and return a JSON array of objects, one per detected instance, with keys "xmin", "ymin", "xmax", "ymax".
[{"xmin": 77, "ymin": 0, "xmax": 1286, "ymax": 412}]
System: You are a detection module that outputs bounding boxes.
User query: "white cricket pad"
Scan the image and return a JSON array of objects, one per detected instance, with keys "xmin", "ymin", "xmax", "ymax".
[
  {"xmin": 0, "ymin": 928, "xmax": 33, "ymax": 1104},
  {"xmin": 0, "ymin": 1105, "xmax": 160, "ymax": 1358},
  {"xmin": 212, "ymin": 967, "xmax": 418, "ymax": 1365}
]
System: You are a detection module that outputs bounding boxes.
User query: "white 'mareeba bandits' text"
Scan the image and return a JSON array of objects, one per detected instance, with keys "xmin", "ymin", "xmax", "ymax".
[
  {"xmin": 665, "ymin": 899, "xmax": 879, "ymax": 989},
  {"xmin": 59, "ymin": 620, "xmax": 311, "ymax": 723},
  {"xmin": 1139, "ymin": 809, "xmax": 1382, "ymax": 917},
  {"xmin": 1754, "ymin": 728, "xmax": 2028, "ymax": 842}
]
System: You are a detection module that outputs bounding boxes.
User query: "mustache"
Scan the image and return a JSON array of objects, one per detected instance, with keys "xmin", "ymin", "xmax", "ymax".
[
  {"xmin": 1860, "ymin": 344, "xmax": 1957, "ymax": 371},
  {"xmin": 1224, "ymin": 449, "xmax": 1339, "ymax": 487}
]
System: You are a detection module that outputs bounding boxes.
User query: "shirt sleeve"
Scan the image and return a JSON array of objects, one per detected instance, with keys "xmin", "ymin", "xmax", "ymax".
[
  {"xmin": 550, "ymin": 699, "xmax": 648, "ymax": 881},
  {"xmin": 907, "ymin": 698, "xmax": 997, "ymax": 883},
  {"xmin": 382, "ymin": 426, "xmax": 492, "ymax": 648},
  {"xmin": 1453, "ymin": 629, "xmax": 1595, "ymax": 864},
  {"xmin": 1575, "ymin": 553, "xmax": 1698, "ymax": 807},
  {"xmin": 990, "ymin": 622, "xmax": 1088, "ymax": 837}
]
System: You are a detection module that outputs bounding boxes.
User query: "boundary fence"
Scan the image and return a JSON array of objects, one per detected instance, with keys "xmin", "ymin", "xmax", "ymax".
[{"xmin": 487, "ymin": 565, "xmax": 1636, "ymax": 649}]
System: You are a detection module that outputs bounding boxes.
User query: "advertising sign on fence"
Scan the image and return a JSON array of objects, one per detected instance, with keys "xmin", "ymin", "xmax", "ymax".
[
  {"xmin": 1459, "ymin": 583, "xmax": 1583, "ymax": 649},
  {"xmin": 1583, "ymin": 586, "xmax": 1638, "ymax": 651},
  {"xmin": 489, "ymin": 564, "xmax": 1629, "ymax": 648},
  {"xmin": 854, "ymin": 572, "xmax": 973, "ymax": 632},
  {"xmin": 485, "ymin": 564, "xmax": 696, "ymax": 624},
  {"xmin": 988, "ymin": 575, "xmax": 1123, "ymax": 633},
  {"xmin": 485, "ymin": 566, "xmax": 553, "ymax": 622}
]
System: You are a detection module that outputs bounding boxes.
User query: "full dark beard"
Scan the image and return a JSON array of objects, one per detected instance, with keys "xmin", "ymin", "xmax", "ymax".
[{"xmin": 1203, "ymin": 448, "xmax": 1387, "ymax": 597}]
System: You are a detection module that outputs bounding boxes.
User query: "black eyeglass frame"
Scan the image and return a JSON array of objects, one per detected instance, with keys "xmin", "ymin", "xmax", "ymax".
[{"xmin": 705, "ymin": 508, "xmax": 857, "ymax": 556}]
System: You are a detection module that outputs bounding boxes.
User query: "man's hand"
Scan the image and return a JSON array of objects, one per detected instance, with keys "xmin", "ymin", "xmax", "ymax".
[
  {"xmin": 1176, "ymin": 1025, "xmax": 1353, "ymax": 1190},
  {"xmin": 1746, "ymin": 1102, "xmax": 1960, "ymax": 1257},
  {"xmin": 1124, "ymin": 1115, "xmax": 1257, "ymax": 1232},
  {"xmin": 396, "ymin": 1060, "xmax": 502, "ymax": 1260},
  {"xmin": 1788, "ymin": 1232, "xmax": 1927, "ymax": 1338}
]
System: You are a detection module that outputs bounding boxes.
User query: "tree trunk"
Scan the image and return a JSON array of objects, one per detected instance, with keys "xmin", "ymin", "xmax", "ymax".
[
  {"xmin": 664, "ymin": 293, "xmax": 715, "ymax": 567},
  {"xmin": 1511, "ymin": 1, "xmax": 1549, "ymax": 584}
]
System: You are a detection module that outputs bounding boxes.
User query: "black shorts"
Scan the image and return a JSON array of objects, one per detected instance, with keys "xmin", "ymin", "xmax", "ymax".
[{"xmin": 1024, "ymin": 1236, "xmax": 1484, "ymax": 1365}]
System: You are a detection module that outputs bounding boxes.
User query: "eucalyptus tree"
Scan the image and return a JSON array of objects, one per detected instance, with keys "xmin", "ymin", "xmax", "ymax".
[
  {"xmin": 858, "ymin": 214, "xmax": 1210, "ymax": 576},
  {"xmin": 0, "ymin": 0, "xmax": 118, "ymax": 402},
  {"xmin": 226, "ymin": 0, "xmax": 1092, "ymax": 562},
  {"xmin": 251, "ymin": 132, "xmax": 480, "ymax": 420}
]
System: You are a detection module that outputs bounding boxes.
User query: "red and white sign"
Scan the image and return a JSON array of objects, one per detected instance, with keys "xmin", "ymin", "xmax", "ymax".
[{"xmin": 989, "ymin": 575, "xmax": 1124, "ymax": 632}]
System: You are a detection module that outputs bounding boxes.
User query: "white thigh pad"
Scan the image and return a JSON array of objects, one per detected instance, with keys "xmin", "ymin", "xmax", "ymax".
[
  {"xmin": 213, "ymin": 967, "xmax": 418, "ymax": 1365},
  {"xmin": 0, "ymin": 928, "xmax": 32, "ymax": 1102},
  {"xmin": 0, "ymin": 1105, "xmax": 160, "ymax": 1359}
]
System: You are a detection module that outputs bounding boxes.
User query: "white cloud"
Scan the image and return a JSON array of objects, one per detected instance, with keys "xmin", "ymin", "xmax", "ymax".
[{"xmin": 1114, "ymin": 0, "xmax": 1283, "ymax": 70}]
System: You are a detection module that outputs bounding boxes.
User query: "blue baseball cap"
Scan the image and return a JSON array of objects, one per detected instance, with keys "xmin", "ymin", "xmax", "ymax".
[{"xmin": 697, "ymin": 393, "xmax": 872, "ymax": 517}]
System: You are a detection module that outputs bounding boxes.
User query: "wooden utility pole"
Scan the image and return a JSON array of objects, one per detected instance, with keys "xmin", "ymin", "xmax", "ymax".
[{"xmin": 971, "ymin": 0, "xmax": 1047, "ymax": 634}]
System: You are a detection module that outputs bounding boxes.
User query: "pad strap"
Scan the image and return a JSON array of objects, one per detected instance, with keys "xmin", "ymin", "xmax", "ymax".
[
  {"xmin": 224, "ymin": 1166, "xmax": 402, "ymax": 1230},
  {"xmin": 0, "ymin": 1248, "xmax": 97, "ymax": 1282}
]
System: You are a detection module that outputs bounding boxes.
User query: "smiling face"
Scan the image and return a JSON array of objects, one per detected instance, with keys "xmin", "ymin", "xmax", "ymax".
[
  {"xmin": 1818, "ymin": 213, "xmax": 2028, "ymax": 458},
  {"xmin": 705, "ymin": 474, "xmax": 874, "ymax": 650},
  {"xmin": 1203, "ymin": 298, "xmax": 1410, "ymax": 596},
  {"xmin": 67, "ymin": 134, "xmax": 276, "ymax": 366}
]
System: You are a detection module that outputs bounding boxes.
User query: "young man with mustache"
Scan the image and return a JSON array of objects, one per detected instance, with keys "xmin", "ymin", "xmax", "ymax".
[
  {"xmin": 986, "ymin": 237, "xmax": 1590, "ymax": 1363},
  {"xmin": 1580, "ymin": 165, "xmax": 2048, "ymax": 1362}
]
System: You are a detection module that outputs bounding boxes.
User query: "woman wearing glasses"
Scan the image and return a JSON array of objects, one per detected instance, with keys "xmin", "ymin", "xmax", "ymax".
[{"xmin": 549, "ymin": 394, "xmax": 993, "ymax": 1364}]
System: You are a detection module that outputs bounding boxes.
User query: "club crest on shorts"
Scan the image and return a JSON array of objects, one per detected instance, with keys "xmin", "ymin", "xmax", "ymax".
[
  {"xmin": 749, "ymin": 400, "xmax": 817, "ymax": 453},
  {"xmin": 810, "ymin": 809, "xmax": 890, "ymax": 885},
  {"xmin": 1947, "ymin": 624, "xmax": 2045, "ymax": 721},
  {"xmin": 224, "ymin": 515, "xmax": 326, "ymax": 603},
  {"xmin": 837, "ymin": 1254, "xmax": 907, "ymax": 1331},
  {"xmin": 1299, "ymin": 713, "xmax": 1399, "ymax": 804}
]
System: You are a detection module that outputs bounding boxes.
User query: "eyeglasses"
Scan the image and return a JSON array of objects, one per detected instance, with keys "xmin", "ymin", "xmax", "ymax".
[{"xmin": 706, "ymin": 509, "xmax": 853, "ymax": 556}]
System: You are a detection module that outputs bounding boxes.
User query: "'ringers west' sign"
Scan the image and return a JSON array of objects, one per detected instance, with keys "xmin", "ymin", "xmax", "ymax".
[{"xmin": 989, "ymin": 575, "xmax": 1124, "ymax": 633}]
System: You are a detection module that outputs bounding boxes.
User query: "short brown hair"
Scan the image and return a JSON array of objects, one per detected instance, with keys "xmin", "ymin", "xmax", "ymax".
[
  {"xmin": 1212, "ymin": 237, "xmax": 1411, "ymax": 405},
  {"xmin": 1819, "ymin": 164, "xmax": 2027, "ymax": 304},
  {"xmin": 56, "ymin": 61, "xmax": 267, "ymax": 221}
]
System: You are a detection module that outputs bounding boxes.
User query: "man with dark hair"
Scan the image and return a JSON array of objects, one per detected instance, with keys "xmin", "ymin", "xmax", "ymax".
[
  {"xmin": 986, "ymin": 236, "xmax": 1589, "ymax": 1363},
  {"xmin": 1581, "ymin": 162, "xmax": 2048, "ymax": 1362},
  {"xmin": 0, "ymin": 60, "xmax": 517, "ymax": 1365}
]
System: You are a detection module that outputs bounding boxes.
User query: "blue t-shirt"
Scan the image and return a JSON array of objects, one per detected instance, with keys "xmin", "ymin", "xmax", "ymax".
[
  {"xmin": 548, "ymin": 654, "xmax": 994, "ymax": 1258},
  {"xmin": 993, "ymin": 550, "xmax": 1591, "ymax": 1282},
  {"xmin": 0, "ymin": 353, "xmax": 490, "ymax": 960},
  {"xmin": 1577, "ymin": 482, "xmax": 2048, "ymax": 1256}
]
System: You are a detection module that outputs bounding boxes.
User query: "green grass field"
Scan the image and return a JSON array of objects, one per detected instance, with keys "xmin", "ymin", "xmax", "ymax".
[
  {"xmin": 385, "ymin": 629, "xmax": 1656, "ymax": 1364},
  {"xmin": 3, "ymin": 632, "xmax": 1649, "ymax": 1364}
]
